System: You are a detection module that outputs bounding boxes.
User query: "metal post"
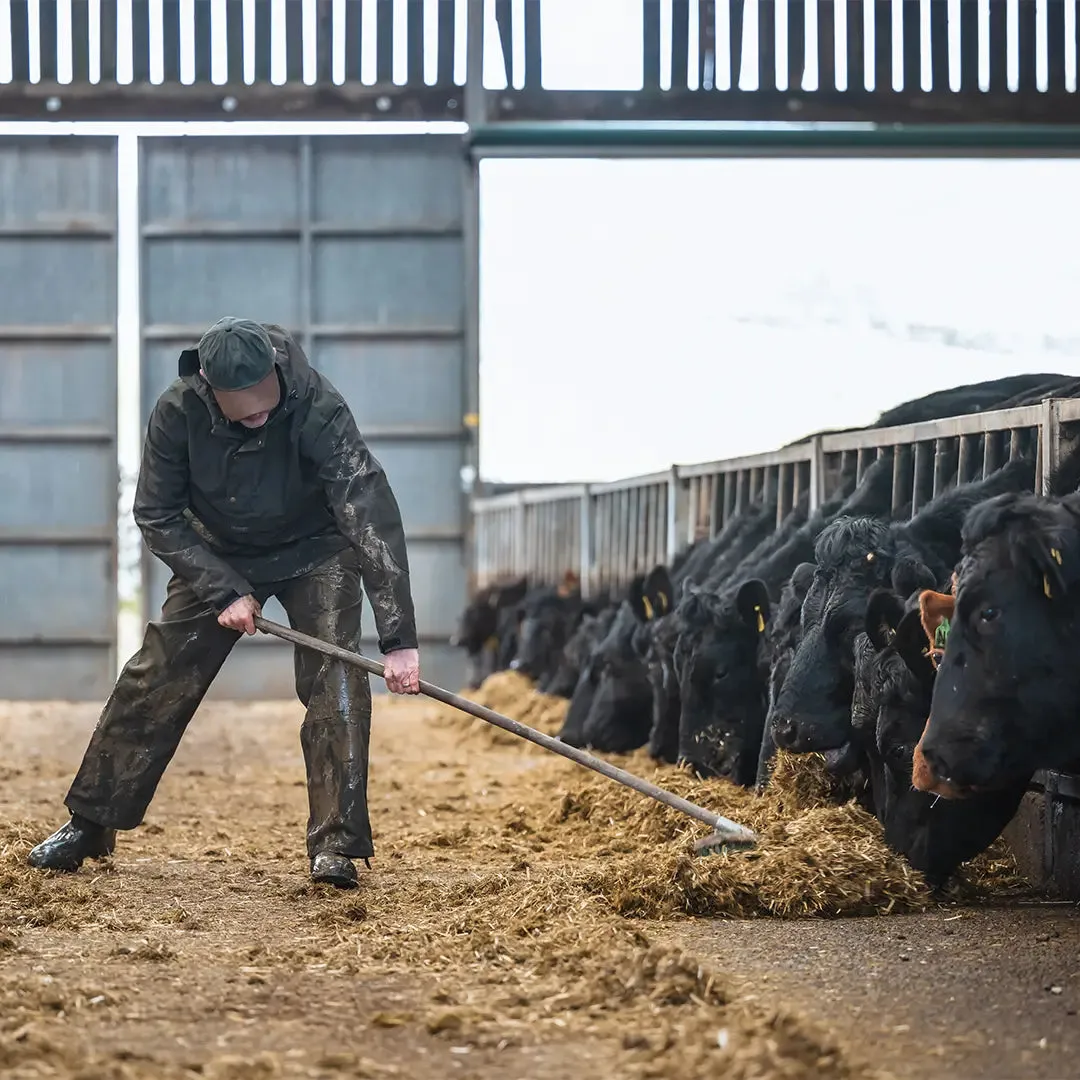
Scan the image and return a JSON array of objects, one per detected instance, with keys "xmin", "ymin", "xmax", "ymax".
[
  {"xmin": 1041, "ymin": 398, "xmax": 1061, "ymax": 495},
  {"xmin": 808, "ymin": 436, "xmax": 823, "ymax": 511},
  {"xmin": 579, "ymin": 485, "xmax": 591, "ymax": 598},
  {"xmin": 514, "ymin": 490, "xmax": 527, "ymax": 582},
  {"xmin": 666, "ymin": 465, "xmax": 680, "ymax": 563},
  {"xmin": 298, "ymin": 135, "xmax": 314, "ymax": 359}
]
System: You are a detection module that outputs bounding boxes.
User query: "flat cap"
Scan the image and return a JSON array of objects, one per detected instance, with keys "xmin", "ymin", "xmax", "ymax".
[{"xmin": 197, "ymin": 317, "xmax": 276, "ymax": 392}]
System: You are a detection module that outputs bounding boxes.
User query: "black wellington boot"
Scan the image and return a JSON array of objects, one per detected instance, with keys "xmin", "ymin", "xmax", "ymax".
[
  {"xmin": 27, "ymin": 814, "xmax": 117, "ymax": 872},
  {"xmin": 310, "ymin": 852, "xmax": 359, "ymax": 889}
]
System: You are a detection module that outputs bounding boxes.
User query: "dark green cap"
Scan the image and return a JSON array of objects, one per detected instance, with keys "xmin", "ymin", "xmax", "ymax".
[{"xmin": 197, "ymin": 317, "xmax": 275, "ymax": 391}]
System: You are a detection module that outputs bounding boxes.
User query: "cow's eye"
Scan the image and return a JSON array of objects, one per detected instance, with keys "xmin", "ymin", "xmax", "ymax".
[{"xmin": 979, "ymin": 607, "xmax": 1000, "ymax": 623}]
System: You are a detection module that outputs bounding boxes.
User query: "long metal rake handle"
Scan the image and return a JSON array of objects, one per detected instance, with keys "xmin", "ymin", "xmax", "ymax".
[{"xmin": 253, "ymin": 616, "xmax": 756, "ymax": 846}]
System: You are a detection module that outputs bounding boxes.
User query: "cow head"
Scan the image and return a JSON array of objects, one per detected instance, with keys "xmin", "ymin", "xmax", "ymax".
[
  {"xmin": 850, "ymin": 587, "xmax": 1025, "ymax": 887},
  {"xmin": 568, "ymin": 590, "xmax": 654, "ymax": 754},
  {"xmin": 757, "ymin": 562, "xmax": 816, "ymax": 787},
  {"xmin": 513, "ymin": 584, "xmax": 582, "ymax": 684},
  {"xmin": 452, "ymin": 577, "xmax": 529, "ymax": 687},
  {"xmin": 626, "ymin": 566, "xmax": 681, "ymax": 762},
  {"xmin": 771, "ymin": 516, "xmax": 932, "ymax": 758},
  {"xmin": 917, "ymin": 491, "xmax": 1080, "ymax": 793},
  {"xmin": 544, "ymin": 608, "xmax": 615, "ymax": 699},
  {"xmin": 671, "ymin": 578, "xmax": 771, "ymax": 783}
]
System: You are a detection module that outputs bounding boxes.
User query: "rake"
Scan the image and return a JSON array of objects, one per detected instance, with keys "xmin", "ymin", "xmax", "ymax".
[{"xmin": 254, "ymin": 616, "xmax": 757, "ymax": 855}]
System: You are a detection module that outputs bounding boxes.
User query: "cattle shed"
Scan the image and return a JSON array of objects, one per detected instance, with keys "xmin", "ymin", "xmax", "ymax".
[{"xmin": 2, "ymin": 2, "xmax": 1080, "ymax": 884}]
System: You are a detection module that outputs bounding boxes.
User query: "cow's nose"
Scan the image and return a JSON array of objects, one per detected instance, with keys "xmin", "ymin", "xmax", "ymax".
[
  {"xmin": 770, "ymin": 714, "xmax": 797, "ymax": 749},
  {"xmin": 918, "ymin": 743, "xmax": 949, "ymax": 783}
]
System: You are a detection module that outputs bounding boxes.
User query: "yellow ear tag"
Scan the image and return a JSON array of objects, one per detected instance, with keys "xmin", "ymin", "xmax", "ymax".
[
  {"xmin": 658, "ymin": 591, "xmax": 669, "ymax": 613},
  {"xmin": 1051, "ymin": 547, "xmax": 1063, "ymax": 565},
  {"xmin": 641, "ymin": 595, "xmax": 654, "ymax": 620},
  {"xmin": 754, "ymin": 605, "xmax": 765, "ymax": 633},
  {"xmin": 483, "ymin": 635, "xmax": 499, "ymax": 651},
  {"xmin": 1044, "ymin": 575, "xmax": 1053, "ymax": 599}
]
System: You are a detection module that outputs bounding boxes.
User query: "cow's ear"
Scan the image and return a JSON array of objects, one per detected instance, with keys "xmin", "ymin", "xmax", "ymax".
[
  {"xmin": 789, "ymin": 561, "xmax": 816, "ymax": 601},
  {"xmin": 865, "ymin": 588, "xmax": 905, "ymax": 652},
  {"xmin": 891, "ymin": 555, "xmax": 937, "ymax": 600},
  {"xmin": 736, "ymin": 579, "xmax": 771, "ymax": 635},
  {"xmin": 644, "ymin": 564, "xmax": 674, "ymax": 617},
  {"xmin": 895, "ymin": 608, "xmax": 937, "ymax": 679},
  {"xmin": 918, "ymin": 590, "xmax": 955, "ymax": 652},
  {"xmin": 627, "ymin": 574, "xmax": 653, "ymax": 622}
]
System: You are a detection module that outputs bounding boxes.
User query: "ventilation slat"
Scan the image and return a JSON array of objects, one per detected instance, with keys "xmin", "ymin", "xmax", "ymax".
[
  {"xmin": 39, "ymin": 0, "xmax": 58, "ymax": 81},
  {"xmin": 253, "ymin": 0, "xmax": 272, "ymax": 81},
  {"xmin": 375, "ymin": 0, "xmax": 394, "ymax": 83},
  {"xmin": 71, "ymin": 0, "xmax": 91, "ymax": 81},
  {"xmin": 162, "ymin": 0, "xmax": 181, "ymax": 82},
  {"xmin": 131, "ymin": 0, "xmax": 151, "ymax": 82},
  {"xmin": 344, "ymin": 0, "xmax": 364, "ymax": 81},
  {"xmin": 988, "ymin": 0, "xmax": 1008, "ymax": 91},
  {"xmin": 284, "ymin": 0, "xmax": 304, "ymax": 82},
  {"xmin": 671, "ymin": 0, "xmax": 690, "ymax": 90},
  {"xmin": 225, "ymin": 0, "xmax": 245, "ymax": 83},
  {"xmin": 194, "ymin": 0, "xmax": 213, "ymax": 83},
  {"xmin": 523, "ymin": 0, "xmax": 542, "ymax": 88}
]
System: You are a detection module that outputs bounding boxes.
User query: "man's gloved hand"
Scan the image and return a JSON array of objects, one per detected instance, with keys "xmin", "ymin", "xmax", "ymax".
[
  {"xmin": 218, "ymin": 595, "xmax": 262, "ymax": 635},
  {"xmin": 384, "ymin": 648, "xmax": 420, "ymax": 695}
]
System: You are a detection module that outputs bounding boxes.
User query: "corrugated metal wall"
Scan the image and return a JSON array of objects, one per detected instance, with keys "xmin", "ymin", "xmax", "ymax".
[
  {"xmin": 139, "ymin": 133, "xmax": 468, "ymax": 697},
  {"xmin": 0, "ymin": 136, "xmax": 118, "ymax": 699}
]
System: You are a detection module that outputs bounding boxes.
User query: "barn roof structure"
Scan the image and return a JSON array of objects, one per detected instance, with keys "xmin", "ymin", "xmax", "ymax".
[{"xmin": 0, "ymin": 1, "xmax": 1078, "ymax": 127}]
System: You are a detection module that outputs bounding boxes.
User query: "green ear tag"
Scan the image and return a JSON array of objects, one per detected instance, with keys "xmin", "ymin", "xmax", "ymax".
[{"xmin": 933, "ymin": 617, "xmax": 951, "ymax": 651}]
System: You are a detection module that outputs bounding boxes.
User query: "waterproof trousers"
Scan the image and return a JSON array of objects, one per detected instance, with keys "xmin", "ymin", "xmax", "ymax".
[{"xmin": 64, "ymin": 546, "xmax": 374, "ymax": 860}]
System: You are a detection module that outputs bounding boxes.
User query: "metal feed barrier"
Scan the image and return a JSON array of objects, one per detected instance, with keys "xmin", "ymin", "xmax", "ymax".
[
  {"xmin": 472, "ymin": 398, "xmax": 1080, "ymax": 596},
  {"xmin": 468, "ymin": 397, "xmax": 1080, "ymax": 899}
]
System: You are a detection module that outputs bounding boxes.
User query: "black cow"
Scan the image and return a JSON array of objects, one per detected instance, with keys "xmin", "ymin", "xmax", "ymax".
[
  {"xmin": 451, "ymin": 577, "xmax": 529, "ymax": 688},
  {"xmin": 916, "ymin": 489, "xmax": 1080, "ymax": 794},
  {"xmin": 853, "ymin": 588, "xmax": 1027, "ymax": 887},
  {"xmin": 577, "ymin": 495, "xmax": 788, "ymax": 759},
  {"xmin": 544, "ymin": 607, "xmax": 617, "ymax": 699},
  {"xmin": 771, "ymin": 456, "xmax": 1036, "ymax": 758},
  {"xmin": 670, "ymin": 457, "xmax": 895, "ymax": 782},
  {"xmin": 756, "ymin": 561, "xmax": 815, "ymax": 787},
  {"xmin": 557, "ymin": 579, "xmax": 654, "ymax": 753},
  {"xmin": 512, "ymin": 576, "xmax": 588, "ymax": 688}
]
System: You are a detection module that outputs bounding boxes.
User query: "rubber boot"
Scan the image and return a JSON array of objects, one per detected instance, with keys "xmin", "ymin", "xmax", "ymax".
[
  {"xmin": 310, "ymin": 852, "xmax": 359, "ymax": 889},
  {"xmin": 27, "ymin": 814, "xmax": 117, "ymax": 872}
]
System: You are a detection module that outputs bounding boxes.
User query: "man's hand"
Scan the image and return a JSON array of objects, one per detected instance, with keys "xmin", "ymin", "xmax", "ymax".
[
  {"xmin": 383, "ymin": 648, "xmax": 420, "ymax": 695},
  {"xmin": 218, "ymin": 594, "xmax": 262, "ymax": 635}
]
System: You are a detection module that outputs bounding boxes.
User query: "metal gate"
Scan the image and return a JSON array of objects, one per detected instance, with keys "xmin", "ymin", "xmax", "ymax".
[
  {"xmin": 0, "ymin": 136, "xmax": 118, "ymax": 699},
  {"xmin": 139, "ymin": 133, "xmax": 468, "ymax": 698}
]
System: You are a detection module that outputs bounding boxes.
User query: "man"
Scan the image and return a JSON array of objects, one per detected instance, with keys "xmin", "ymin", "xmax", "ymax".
[{"xmin": 28, "ymin": 317, "xmax": 421, "ymax": 890}]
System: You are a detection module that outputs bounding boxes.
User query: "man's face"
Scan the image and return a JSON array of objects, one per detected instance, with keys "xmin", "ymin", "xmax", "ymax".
[{"xmin": 200, "ymin": 367, "xmax": 280, "ymax": 428}]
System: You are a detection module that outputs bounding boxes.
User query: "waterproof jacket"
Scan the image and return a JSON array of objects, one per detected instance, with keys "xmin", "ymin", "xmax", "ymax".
[{"xmin": 133, "ymin": 324, "xmax": 418, "ymax": 654}]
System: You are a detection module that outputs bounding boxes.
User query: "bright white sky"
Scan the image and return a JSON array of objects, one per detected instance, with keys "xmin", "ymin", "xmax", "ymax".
[{"xmin": 3, "ymin": 0, "xmax": 1080, "ymax": 491}]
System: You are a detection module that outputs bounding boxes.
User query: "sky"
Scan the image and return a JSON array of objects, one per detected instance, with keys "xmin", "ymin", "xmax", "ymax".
[{"xmin": 3, "ymin": 0, "xmax": 1080, "ymax": 494}]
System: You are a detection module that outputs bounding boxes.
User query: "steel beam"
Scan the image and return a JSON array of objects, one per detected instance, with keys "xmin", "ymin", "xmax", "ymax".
[{"xmin": 470, "ymin": 123, "xmax": 1080, "ymax": 158}]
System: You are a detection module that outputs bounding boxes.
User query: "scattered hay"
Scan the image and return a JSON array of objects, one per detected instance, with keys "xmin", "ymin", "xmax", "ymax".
[
  {"xmin": 0, "ymin": 820, "xmax": 117, "ymax": 933},
  {"xmin": 424, "ymin": 674, "xmax": 1022, "ymax": 920},
  {"xmin": 424, "ymin": 670, "xmax": 569, "ymax": 746},
  {"xmin": 0, "ymin": 690, "xmax": 1041, "ymax": 1080}
]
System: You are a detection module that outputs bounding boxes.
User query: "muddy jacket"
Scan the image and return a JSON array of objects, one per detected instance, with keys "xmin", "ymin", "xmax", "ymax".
[{"xmin": 132, "ymin": 324, "xmax": 418, "ymax": 654}]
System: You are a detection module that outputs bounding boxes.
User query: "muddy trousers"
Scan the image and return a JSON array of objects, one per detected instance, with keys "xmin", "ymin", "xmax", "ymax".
[{"xmin": 64, "ymin": 547, "xmax": 374, "ymax": 861}]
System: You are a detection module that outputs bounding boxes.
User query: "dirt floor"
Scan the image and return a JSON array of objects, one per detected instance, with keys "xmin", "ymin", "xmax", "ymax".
[{"xmin": 0, "ymin": 687, "xmax": 1078, "ymax": 1080}]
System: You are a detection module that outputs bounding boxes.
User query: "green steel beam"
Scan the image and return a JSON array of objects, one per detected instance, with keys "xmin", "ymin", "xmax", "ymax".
[{"xmin": 469, "ymin": 123, "xmax": 1080, "ymax": 158}]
